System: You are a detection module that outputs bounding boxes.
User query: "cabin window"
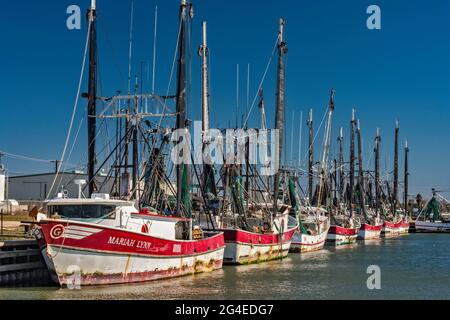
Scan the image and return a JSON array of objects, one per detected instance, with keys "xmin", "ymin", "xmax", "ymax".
[{"xmin": 48, "ymin": 205, "xmax": 116, "ymax": 220}]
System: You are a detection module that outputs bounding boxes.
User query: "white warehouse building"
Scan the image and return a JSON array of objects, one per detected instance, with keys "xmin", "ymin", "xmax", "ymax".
[{"xmin": 8, "ymin": 171, "xmax": 115, "ymax": 202}]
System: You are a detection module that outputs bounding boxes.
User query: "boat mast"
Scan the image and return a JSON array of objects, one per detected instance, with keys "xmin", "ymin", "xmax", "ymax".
[
  {"xmin": 307, "ymin": 109, "xmax": 314, "ymax": 203},
  {"xmin": 87, "ymin": 0, "xmax": 97, "ymax": 197},
  {"xmin": 132, "ymin": 78, "xmax": 139, "ymax": 202},
  {"xmin": 404, "ymin": 140, "xmax": 409, "ymax": 216},
  {"xmin": 393, "ymin": 120, "xmax": 399, "ymax": 215},
  {"xmin": 317, "ymin": 89, "xmax": 335, "ymax": 207},
  {"xmin": 338, "ymin": 127, "xmax": 344, "ymax": 202},
  {"xmin": 273, "ymin": 17, "xmax": 287, "ymax": 212},
  {"xmin": 258, "ymin": 89, "xmax": 267, "ymax": 130},
  {"xmin": 374, "ymin": 128, "xmax": 381, "ymax": 216},
  {"xmin": 356, "ymin": 120, "xmax": 366, "ymax": 216},
  {"xmin": 198, "ymin": 21, "xmax": 216, "ymax": 196},
  {"xmin": 349, "ymin": 109, "xmax": 356, "ymax": 216},
  {"xmin": 175, "ymin": 0, "xmax": 190, "ymax": 215}
]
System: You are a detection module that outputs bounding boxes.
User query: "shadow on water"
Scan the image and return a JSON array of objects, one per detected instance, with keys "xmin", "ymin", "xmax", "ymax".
[{"xmin": 1, "ymin": 234, "xmax": 450, "ymax": 299}]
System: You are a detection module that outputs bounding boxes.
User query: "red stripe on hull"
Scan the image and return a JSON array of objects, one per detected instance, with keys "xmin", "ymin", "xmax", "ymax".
[
  {"xmin": 383, "ymin": 221, "xmax": 402, "ymax": 229},
  {"xmin": 359, "ymin": 223, "xmax": 383, "ymax": 231},
  {"xmin": 39, "ymin": 220, "xmax": 225, "ymax": 257},
  {"xmin": 329, "ymin": 225, "xmax": 359, "ymax": 236},
  {"xmin": 222, "ymin": 227, "xmax": 297, "ymax": 245},
  {"xmin": 220, "ymin": 227, "xmax": 297, "ymax": 265}
]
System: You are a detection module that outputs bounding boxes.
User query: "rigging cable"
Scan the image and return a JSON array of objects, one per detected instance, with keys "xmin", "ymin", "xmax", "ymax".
[
  {"xmin": 243, "ymin": 34, "xmax": 279, "ymax": 128},
  {"xmin": 45, "ymin": 19, "xmax": 92, "ymax": 200}
]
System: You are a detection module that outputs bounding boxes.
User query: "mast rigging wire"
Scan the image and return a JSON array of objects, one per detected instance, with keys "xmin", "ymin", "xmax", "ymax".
[{"xmin": 45, "ymin": 19, "xmax": 92, "ymax": 200}]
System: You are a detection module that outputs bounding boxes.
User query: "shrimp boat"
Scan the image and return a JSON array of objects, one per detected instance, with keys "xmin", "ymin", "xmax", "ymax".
[
  {"xmin": 415, "ymin": 190, "xmax": 450, "ymax": 233},
  {"xmin": 290, "ymin": 207, "xmax": 330, "ymax": 253},
  {"xmin": 33, "ymin": 0, "xmax": 227, "ymax": 286},
  {"xmin": 358, "ymin": 216, "xmax": 383, "ymax": 240},
  {"xmin": 327, "ymin": 214, "xmax": 361, "ymax": 246},
  {"xmin": 381, "ymin": 209, "xmax": 404, "ymax": 237},
  {"xmin": 203, "ymin": 18, "xmax": 298, "ymax": 264},
  {"xmin": 35, "ymin": 194, "xmax": 224, "ymax": 286},
  {"xmin": 381, "ymin": 219, "xmax": 402, "ymax": 238},
  {"xmin": 217, "ymin": 203, "xmax": 298, "ymax": 264},
  {"xmin": 398, "ymin": 216, "xmax": 411, "ymax": 235}
]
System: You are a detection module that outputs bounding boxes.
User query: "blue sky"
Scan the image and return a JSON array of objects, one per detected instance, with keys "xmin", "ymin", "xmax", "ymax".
[{"xmin": 0, "ymin": 0, "xmax": 449, "ymax": 197}]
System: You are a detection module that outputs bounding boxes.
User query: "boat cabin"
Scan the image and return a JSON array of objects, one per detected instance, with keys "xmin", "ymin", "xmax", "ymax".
[{"xmin": 42, "ymin": 194, "xmax": 192, "ymax": 240}]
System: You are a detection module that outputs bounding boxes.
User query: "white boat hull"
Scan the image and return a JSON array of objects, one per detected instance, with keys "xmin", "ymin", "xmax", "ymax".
[
  {"xmin": 415, "ymin": 221, "xmax": 450, "ymax": 233},
  {"xmin": 224, "ymin": 240, "xmax": 291, "ymax": 264},
  {"xmin": 42, "ymin": 245, "xmax": 224, "ymax": 286},
  {"xmin": 326, "ymin": 225, "xmax": 359, "ymax": 246},
  {"xmin": 290, "ymin": 230, "xmax": 328, "ymax": 253},
  {"xmin": 357, "ymin": 224, "xmax": 383, "ymax": 240}
]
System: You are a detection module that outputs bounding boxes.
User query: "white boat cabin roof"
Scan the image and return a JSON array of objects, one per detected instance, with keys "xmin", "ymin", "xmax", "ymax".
[{"xmin": 45, "ymin": 197, "xmax": 134, "ymax": 207}]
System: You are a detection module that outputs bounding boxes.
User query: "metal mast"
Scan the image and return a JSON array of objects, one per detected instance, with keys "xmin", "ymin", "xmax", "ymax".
[
  {"xmin": 404, "ymin": 140, "xmax": 409, "ymax": 216},
  {"xmin": 338, "ymin": 127, "xmax": 344, "ymax": 201},
  {"xmin": 258, "ymin": 89, "xmax": 267, "ymax": 130},
  {"xmin": 356, "ymin": 120, "xmax": 366, "ymax": 216},
  {"xmin": 374, "ymin": 128, "xmax": 381, "ymax": 215},
  {"xmin": 349, "ymin": 109, "xmax": 356, "ymax": 216},
  {"xmin": 308, "ymin": 109, "xmax": 314, "ymax": 202},
  {"xmin": 132, "ymin": 78, "xmax": 139, "ymax": 201},
  {"xmin": 198, "ymin": 21, "xmax": 216, "ymax": 195},
  {"xmin": 273, "ymin": 17, "xmax": 288, "ymax": 211},
  {"xmin": 393, "ymin": 120, "xmax": 399, "ymax": 215},
  {"xmin": 175, "ymin": 0, "xmax": 190, "ymax": 214},
  {"xmin": 317, "ymin": 89, "xmax": 335, "ymax": 207},
  {"xmin": 87, "ymin": 0, "xmax": 97, "ymax": 197}
]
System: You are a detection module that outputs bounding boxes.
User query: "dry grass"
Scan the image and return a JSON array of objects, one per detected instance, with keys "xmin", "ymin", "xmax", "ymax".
[
  {"xmin": 0, "ymin": 212, "xmax": 33, "ymax": 240},
  {"xmin": 1, "ymin": 212, "xmax": 32, "ymax": 222}
]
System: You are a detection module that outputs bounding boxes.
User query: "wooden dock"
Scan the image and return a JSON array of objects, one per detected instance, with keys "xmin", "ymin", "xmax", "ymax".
[{"xmin": 0, "ymin": 239, "xmax": 53, "ymax": 287}]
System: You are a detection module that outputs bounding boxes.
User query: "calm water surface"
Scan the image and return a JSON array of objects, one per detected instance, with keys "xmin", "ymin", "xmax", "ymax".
[{"xmin": 1, "ymin": 233, "xmax": 450, "ymax": 300}]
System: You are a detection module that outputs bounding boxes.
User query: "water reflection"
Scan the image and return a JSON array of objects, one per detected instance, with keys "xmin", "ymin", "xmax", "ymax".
[{"xmin": 2, "ymin": 234, "xmax": 450, "ymax": 299}]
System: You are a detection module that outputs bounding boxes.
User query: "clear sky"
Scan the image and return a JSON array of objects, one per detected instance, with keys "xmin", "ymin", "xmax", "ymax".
[{"xmin": 0, "ymin": 0, "xmax": 449, "ymax": 198}]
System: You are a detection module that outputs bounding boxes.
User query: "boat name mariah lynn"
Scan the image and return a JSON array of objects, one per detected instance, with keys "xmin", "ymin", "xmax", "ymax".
[{"xmin": 107, "ymin": 236, "xmax": 152, "ymax": 249}]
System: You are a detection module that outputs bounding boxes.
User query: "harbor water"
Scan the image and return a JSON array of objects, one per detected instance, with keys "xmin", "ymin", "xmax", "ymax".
[{"xmin": 1, "ymin": 233, "xmax": 449, "ymax": 300}]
